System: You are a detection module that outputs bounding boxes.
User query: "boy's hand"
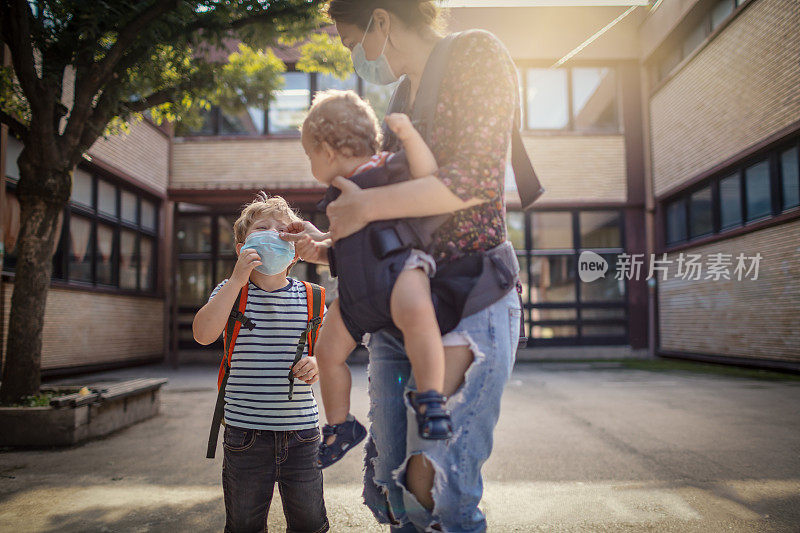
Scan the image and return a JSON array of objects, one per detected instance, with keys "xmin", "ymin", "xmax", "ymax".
[
  {"xmin": 230, "ymin": 247, "xmax": 261, "ymax": 288},
  {"xmin": 292, "ymin": 356, "xmax": 319, "ymax": 384},
  {"xmin": 385, "ymin": 113, "xmax": 415, "ymax": 142}
]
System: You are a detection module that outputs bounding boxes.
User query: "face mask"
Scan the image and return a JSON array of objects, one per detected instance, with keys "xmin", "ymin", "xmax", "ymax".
[
  {"xmin": 351, "ymin": 14, "xmax": 398, "ymax": 86},
  {"xmin": 241, "ymin": 230, "xmax": 296, "ymax": 275}
]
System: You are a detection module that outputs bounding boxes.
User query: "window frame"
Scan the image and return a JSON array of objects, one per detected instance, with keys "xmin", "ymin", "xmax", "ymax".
[
  {"xmin": 176, "ymin": 68, "xmax": 367, "ymax": 138},
  {"xmin": 661, "ymin": 136, "xmax": 800, "ymax": 250},
  {"xmin": 514, "ymin": 207, "xmax": 629, "ymax": 347},
  {"xmin": 521, "ymin": 64, "xmax": 622, "ymax": 134},
  {"xmin": 3, "ymin": 165, "xmax": 160, "ymax": 296},
  {"xmin": 649, "ymin": 0, "xmax": 753, "ymax": 90}
]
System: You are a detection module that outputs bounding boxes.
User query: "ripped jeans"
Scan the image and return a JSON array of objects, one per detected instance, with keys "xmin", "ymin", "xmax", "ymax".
[{"xmin": 362, "ymin": 287, "xmax": 521, "ymax": 532}]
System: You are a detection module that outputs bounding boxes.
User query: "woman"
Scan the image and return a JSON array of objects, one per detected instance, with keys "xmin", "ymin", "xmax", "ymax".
[{"xmin": 284, "ymin": 1, "xmax": 521, "ymax": 531}]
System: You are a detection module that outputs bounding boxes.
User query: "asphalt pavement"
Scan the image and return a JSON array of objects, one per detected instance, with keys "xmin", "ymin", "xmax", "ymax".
[{"xmin": 0, "ymin": 360, "xmax": 798, "ymax": 532}]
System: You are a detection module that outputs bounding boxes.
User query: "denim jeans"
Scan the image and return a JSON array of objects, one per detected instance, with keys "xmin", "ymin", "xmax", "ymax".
[
  {"xmin": 222, "ymin": 425, "xmax": 329, "ymax": 533},
  {"xmin": 362, "ymin": 287, "xmax": 521, "ymax": 532}
]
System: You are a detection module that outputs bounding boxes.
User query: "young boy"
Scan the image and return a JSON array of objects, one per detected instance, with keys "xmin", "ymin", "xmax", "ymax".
[
  {"xmin": 192, "ymin": 193, "xmax": 328, "ymax": 533},
  {"xmin": 297, "ymin": 89, "xmax": 457, "ymax": 468}
]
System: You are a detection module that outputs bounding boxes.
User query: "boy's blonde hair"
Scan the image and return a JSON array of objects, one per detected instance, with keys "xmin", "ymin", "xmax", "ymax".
[
  {"xmin": 301, "ymin": 89, "xmax": 382, "ymax": 157},
  {"xmin": 233, "ymin": 192, "xmax": 302, "ymax": 244}
]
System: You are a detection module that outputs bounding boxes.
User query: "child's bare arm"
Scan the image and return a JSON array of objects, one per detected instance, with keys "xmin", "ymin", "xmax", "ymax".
[
  {"xmin": 192, "ymin": 248, "xmax": 261, "ymax": 345},
  {"xmin": 386, "ymin": 113, "xmax": 438, "ymax": 179}
]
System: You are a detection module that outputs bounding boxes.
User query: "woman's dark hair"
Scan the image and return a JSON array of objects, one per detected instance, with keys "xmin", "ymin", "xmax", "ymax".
[{"xmin": 327, "ymin": 0, "xmax": 446, "ymax": 33}]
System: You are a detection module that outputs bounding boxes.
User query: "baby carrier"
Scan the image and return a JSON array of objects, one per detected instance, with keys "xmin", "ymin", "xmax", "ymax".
[{"xmin": 321, "ymin": 30, "xmax": 543, "ymax": 344}]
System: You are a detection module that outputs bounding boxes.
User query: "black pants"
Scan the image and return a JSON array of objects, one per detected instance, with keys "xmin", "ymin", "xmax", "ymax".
[{"xmin": 222, "ymin": 425, "xmax": 329, "ymax": 533}]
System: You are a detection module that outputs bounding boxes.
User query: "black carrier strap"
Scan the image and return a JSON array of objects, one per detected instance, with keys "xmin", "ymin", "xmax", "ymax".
[
  {"xmin": 206, "ymin": 288, "xmax": 254, "ymax": 459},
  {"xmin": 287, "ymin": 284, "xmax": 324, "ymax": 400},
  {"xmin": 383, "ymin": 30, "xmax": 544, "ymax": 210}
]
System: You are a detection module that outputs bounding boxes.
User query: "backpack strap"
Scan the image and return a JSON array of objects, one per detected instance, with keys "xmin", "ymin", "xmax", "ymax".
[
  {"xmin": 383, "ymin": 30, "xmax": 544, "ymax": 210},
  {"xmin": 207, "ymin": 284, "xmax": 254, "ymax": 459},
  {"xmin": 287, "ymin": 281, "xmax": 325, "ymax": 400}
]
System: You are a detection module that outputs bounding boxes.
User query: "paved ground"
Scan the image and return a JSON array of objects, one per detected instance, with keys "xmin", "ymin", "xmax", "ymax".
[{"xmin": 1, "ymin": 360, "xmax": 799, "ymax": 532}]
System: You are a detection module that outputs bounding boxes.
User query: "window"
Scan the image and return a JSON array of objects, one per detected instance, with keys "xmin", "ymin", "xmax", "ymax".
[
  {"xmin": 68, "ymin": 215, "xmax": 93, "ymax": 283},
  {"xmin": 580, "ymin": 211, "xmax": 622, "ymax": 249},
  {"xmin": 711, "ymin": 0, "xmax": 735, "ymax": 30},
  {"xmin": 71, "ymin": 168, "xmax": 93, "ymax": 207},
  {"xmin": 682, "ymin": 22, "xmax": 708, "ymax": 59},
  {"xmin": 120, "ymin": 229, "xmax": 138, "ymax": 289},
  {"xmin": 662, "ymin": 137, "xmax": 799, "ymax": 247},
  {"xmin": 510, "ymin": 209, "xmax": 627, "ymax": 345},
  {"xmin": 653, "ymin": 0, "xmax": 742, "ymax": 85},
  {"xmin": 689, "ymin": 186, "xmax": 713, "ymax": 238},
  {"xmin": 268, "ymin": 71, "xmax": 311, "ymax": 134},
  {"xmin": 781, "ymin": 147, "xmax": 799, "ymax": 210},
  {"xmin": 719, "ymin": 173, "xmax": 742, "ymax": 229},
  {"xmin": 26, "ymin": 168, "xmax": 160, "ymax": 291},
  {"xmin": 220, "ymin": 107, "xmax": 265, "ymax": 135},
  {"xmin": 571, "ymin": 68, "xmax": 618, "ymax": 131},
  {"xmin": 96, "ymin": 223, "xmax": 115, "ymax": 285},
  {"xmin": 525, "ymin": 67, "xmax": 619, "ymax": 132},
  {"xmin": 526, "ymin": 68, "xmax": 569, "ymax": 130},
  {"xmin": 744, "ymin": 160, "xmax": 771, "ymax": 221},
  {"xmin": 317, "ymin": 72, "xmax": 358, "ymax": 93},
  {"xmin": 666, "ymin": 199, "xmax": 687, "ymax": 245}
]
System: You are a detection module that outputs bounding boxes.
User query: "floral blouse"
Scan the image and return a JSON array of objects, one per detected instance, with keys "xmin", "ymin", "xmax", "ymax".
[{"xmin": 400, "ymin": 30, "xmax": 518, "ymax": 264}]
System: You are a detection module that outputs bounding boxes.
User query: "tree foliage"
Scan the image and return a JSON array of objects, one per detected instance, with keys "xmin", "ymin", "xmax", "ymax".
[
  {"xmin": 295, "ymin": 32, "xmax": 353, "ymax": 80},
  {"xmin": 0, "ymin": 0, "xmax": 331, "ymax": 159},
  {"xmin": 0, "ymin": 0, "xmax": 354, "ymax": 403}
]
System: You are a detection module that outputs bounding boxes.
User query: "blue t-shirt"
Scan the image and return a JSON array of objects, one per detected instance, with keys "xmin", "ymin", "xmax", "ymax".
[{"xmin": 208, "ymin": 277, "xmax": 320, "ymax": 431}]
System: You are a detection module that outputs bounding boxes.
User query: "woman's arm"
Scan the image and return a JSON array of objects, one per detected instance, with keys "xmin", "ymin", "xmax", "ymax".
[{"xmin": 327, "ymin": 175, "xmax": 483, "ymax": 241}]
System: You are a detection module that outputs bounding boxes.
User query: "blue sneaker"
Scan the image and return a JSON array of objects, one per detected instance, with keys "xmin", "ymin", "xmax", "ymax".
[
  {"xmin": 408, "ymin": 390, "xmax": 453, "ymax": 440},
  {"xmin": 317, "ymin": 415, "xmax": 367, "ymax": 469}
]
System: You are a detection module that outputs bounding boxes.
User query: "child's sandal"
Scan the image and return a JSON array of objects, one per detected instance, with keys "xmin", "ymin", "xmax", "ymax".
[
  {"xmin": 408, "ymin": 390, "xmax": 453, "ymax": 440},
  {"xmin": 316, "ymin": 417, "xmax": 367, "ymax": 469}
]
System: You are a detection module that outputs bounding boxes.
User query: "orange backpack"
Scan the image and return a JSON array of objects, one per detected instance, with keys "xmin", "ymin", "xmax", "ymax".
[{"xmin": 206, "ymin": 280, "xmax": 325, "ymax": 458}]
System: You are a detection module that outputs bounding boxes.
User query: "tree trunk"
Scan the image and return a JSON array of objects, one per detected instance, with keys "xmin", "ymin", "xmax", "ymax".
[{"xmin": 0, "ymin": 151, "xmax": 69, "ymax": 404}]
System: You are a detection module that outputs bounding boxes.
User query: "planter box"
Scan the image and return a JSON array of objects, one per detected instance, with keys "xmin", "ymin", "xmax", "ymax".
[{"xmin": 0, "ymin": 378, "xmax": 168, "ymax": 447}]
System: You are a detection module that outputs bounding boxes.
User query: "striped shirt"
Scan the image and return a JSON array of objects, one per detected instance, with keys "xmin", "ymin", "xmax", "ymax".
[
  {"xmin": 347, "ymin": 151, "xmax": 393, "ymax": 177},
  {"xmin": 208, "ymin": 277, "xmax": 320, "ymax": 431}
]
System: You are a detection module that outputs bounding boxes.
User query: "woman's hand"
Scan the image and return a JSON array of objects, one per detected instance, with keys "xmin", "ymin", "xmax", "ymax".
[
  {"xmin": 327, "ymin": 177, "xmax": 372, "ymax": 241},
  {"xmin": 281, "ymin": 220, "xmax": 327, "ymax": 242},
  {"xmin": 293, "ymin": 235, "xmax": 331, "ymax": 265},
  {"xmin": 280, "ymin": 220, "xmax": 331, "ymax": 265},
  {"xmin": 292, "ymin": 356, "xmax": 319, "ymax": 385}
]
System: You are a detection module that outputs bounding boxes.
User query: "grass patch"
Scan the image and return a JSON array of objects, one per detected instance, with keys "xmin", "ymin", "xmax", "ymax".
[{"xmin": 621, "ymin": 359, "xmax": 800, "ymax": 381}]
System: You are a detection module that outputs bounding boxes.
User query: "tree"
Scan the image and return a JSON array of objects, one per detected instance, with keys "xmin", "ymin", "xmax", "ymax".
[{"xmin": 0, "ymin": 0, "xmax": 348, "ymax": 403}]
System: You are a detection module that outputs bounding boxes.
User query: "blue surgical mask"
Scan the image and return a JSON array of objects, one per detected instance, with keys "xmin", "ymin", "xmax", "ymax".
[
  {"xmin": 242, "ymin": 230, "xmax": 296, "ymax": 275},
  {"xmin": 351, "ymin": 14, "xmax": 398, "ymax": 86}
]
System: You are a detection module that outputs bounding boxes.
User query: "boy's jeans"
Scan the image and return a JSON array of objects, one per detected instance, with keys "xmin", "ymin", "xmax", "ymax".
[
  {"xmin": 363, "ymin": 288, "xmax": 521, "ymax": 532},
  {"xmin": 222, "ymin": 425, "xmax": 329, "ymax": 533}
]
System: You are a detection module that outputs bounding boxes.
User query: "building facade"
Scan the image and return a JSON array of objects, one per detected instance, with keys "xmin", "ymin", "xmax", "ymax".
[{"xmin": 1, "ymin": 0, "xmax": 797, "ymax": 374}]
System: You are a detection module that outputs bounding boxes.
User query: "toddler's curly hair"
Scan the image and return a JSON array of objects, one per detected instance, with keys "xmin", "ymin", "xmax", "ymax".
[{"xmin": 301, "ymin": 89, "xmax": 382, "ymax": 158}]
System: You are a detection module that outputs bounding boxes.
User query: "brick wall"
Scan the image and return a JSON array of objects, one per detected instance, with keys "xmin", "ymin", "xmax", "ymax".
[
  {"xmin": 59, "ymin": 67, "xmax": 170, "ymax": 194},
  {"xmin": 1, "ymin": 284, "xmax": 165, "ymax": 370},
  {"xmin": 520, "ymin": 135, "xmax": 627, "ymax": 204},
  {"xmin": 88, "ymin": 120, "xmax": 170, "ymax": 194},
  {"xmin": 658, "ymin": 219, "xmax": 800, "ymax": 362},
  {"xmin": 170, "ymin": 138, "xmax": 319, "ymax": 190},
  {"xmin": 650, "ymin": 0, "xmax": 800, "ymax": 197}
]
